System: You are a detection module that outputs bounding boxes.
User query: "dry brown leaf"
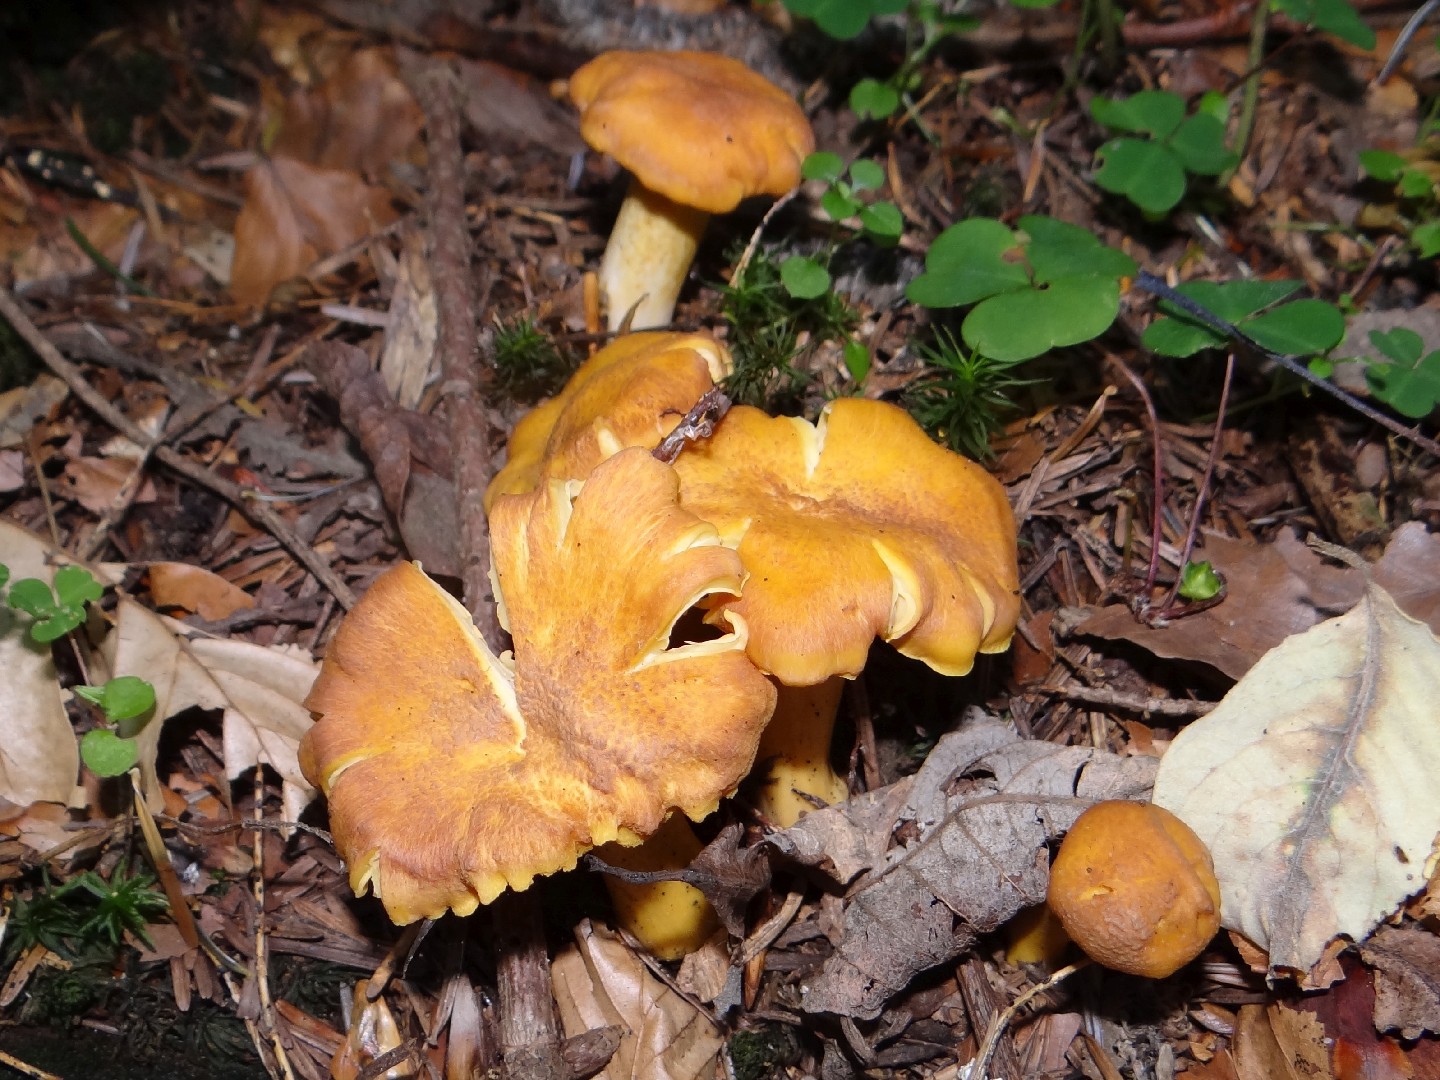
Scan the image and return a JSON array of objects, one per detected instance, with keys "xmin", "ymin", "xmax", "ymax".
[
  {"xmin": 1153, "ymin": 578, "xmax": 1440, "ymax": 978},
  {"xmin": 105, "ymin": 598, "xmax": 317, "ymax": 822},
  {"xmin": 147, "ymin": 562, "xmax": 256, "ymax": 621},
  {"xmin": 1360, "ymin": 925, "xmax": 1440, "ymax": 1038},
  {"xmin": 0, "ymin": 521, "xmax": 82, "ymax": 808},
  {"xmin": 553, "ymin": 919, "xmax": 721, "ymax": 1080},
  {"xmin": 230, "ymin": 155, "xmax": 397, "ymax": 306},
  {"xmin": 1069, "ymin": 525, "xmax": 1440, "ymax": 680},
  {"xmin": 799, "ymin": 716, "xmax": 1156, "ymax": 1019},
  {"xmin": 272, "ymin": 47, "xmax": 423, "ymax": 177},
  {"xmin": 0, "ymin": 374, "xmax": 67, "ymax": 449}
]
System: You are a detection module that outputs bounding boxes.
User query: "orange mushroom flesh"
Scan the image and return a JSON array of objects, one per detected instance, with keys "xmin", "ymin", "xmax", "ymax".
[
  {"xmin": 486, "ymin": 331, "xmax": 732, "ymax": 508},
  {"xmin": 485, "ymin": 331, "xmax": 739, "ymax": 955},
  {"xmin": 1047, "ymin": 801, "xmax": 1222, "ymax": 979},
  {"xmin": 300, "ymin": 448, "xmax": 776, "ymax": 925},
  {"xmin": 569, "ymin": 50, "xmax": 813, "ymax": 330},
  {"xmin": 671, "ymin": 398, "xmax": 1021, "ymax": 826}
]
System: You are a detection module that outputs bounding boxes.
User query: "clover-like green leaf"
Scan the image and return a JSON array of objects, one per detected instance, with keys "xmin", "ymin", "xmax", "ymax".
[
  {"xmin": 53, "ymin": 565, "xmax": 103, "ymax": 609},
  {"xmin": 1093, "ymin": 138, "xmax": 1188, "ymax": 214},
  {"xmin": 1168, "ymin": 113, "xmax": 1240, "ymax": 176},
  {"xmin": 859, "ymin": 201, "xmax": 903, "ymax": 241},
  {"xmin": 80, "ymin": 729, "xmax": 140, "ymax": 778},
  {"xmin": 850, "ymin": 78, "xmax": 900, "ymax": 120},
  {"xmin": 962, "ymin": 277, "xmax": 1123, "ymax": 363},
  {"xmin": 1365, "ymin": 328, "xmax": 1440, "ymax": 418},
  {"xmin": 1090, "ymin": 89, "xmax": 1186, "ymax": 140},
  {"xmin": 780, "ymin": 256, "xmax": 832, "ymax": 299},
  {"xmin": 906, "ymin": 218, "xmax": 1030, "ymax": 308}
]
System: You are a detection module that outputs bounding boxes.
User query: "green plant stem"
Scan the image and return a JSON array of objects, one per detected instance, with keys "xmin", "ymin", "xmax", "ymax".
[
  {"xmin": 63, "ymin": 217, "xmax": 155, "ymax": 297},
  {"xmin": 1092, "ymin": 0, "xmax": 1120, "ymax": 72},
  {"xmin": 1226, "ymin": 1, "xmax": 1269, "ymax": 185}
]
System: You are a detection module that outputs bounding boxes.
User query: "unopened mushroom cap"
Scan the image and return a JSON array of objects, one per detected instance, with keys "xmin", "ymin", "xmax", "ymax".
[
  {"xmin": 1047, "ymin": 800, "xmax": 1222, "ymax": 979},
  {"xmin": 301, "ymin": 448, "xmax": 776, "ymax": 924},
  {"xmin": 487, "ymin": 331, "xmax": 732, "ymax": 507},
  {"xmin": 671, "ymin": 398, "xmax": 1021, "ymax": 685},
  {"xmin": 569, "ymin": 50, "xmax": 814, "ymax": 214}
]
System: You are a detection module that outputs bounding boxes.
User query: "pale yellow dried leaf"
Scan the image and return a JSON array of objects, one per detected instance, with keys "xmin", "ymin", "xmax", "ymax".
[
  {"xmin": 1153, "ymin": 580, "xmax": 1440, "ymax": 978},
  {"xmin": 0, "ymin": 521, "xmax": 82, "ymax": 807},
  {"xmin": 553, "ymin": 919, "xmax": 722, "ymax": 1080}
]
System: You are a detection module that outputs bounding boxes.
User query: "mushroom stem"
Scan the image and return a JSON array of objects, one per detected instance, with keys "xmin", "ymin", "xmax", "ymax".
[
  {"xmin": 754, "ymin": 678, "xmax": 850, "ymax": 828},
  {"xmin": 594, "ymin": 813, "xmax": 719, "ymax": 961},
  {"xmin": 600, "ymin": 177, "xmax": 709, "ymax": 331}
]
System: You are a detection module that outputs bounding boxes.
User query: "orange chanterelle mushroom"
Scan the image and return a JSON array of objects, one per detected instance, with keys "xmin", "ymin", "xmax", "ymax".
[
  {"xmin": 300, "ymin": 449, "xmax": 776, "ymax": 924},
  {"xmin": 671, "ymin": 398, "xmax": 1021, "ymax": 826},
  {"xmin": 569, "ymin": 50, "xmax": 814, "ymax": 331}
]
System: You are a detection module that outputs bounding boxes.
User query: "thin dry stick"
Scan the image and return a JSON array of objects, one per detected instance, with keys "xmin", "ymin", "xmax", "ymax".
[
  {"xmin": 1107, "ymin": 354, "xmax": 1166, "ymax": 605},
  {"xmin": 251, "ymin": 769, "xmax": 297, "ymax": 1080},
  {"xmin": 0, "ymin": 1051, "xmax": 62, "ymax": 1080},
  {"xmin": 1155, "ymin": 351, "xmax": 1236, "ymax": 617},
  {"xmin": 409, "ymin": 58, "xmax": 505, "ymax": 646},
  {"xmin": 0, "ymin": 287, "xmax": 356, "ymax": 609},
  {"xmin": 406, "ymin": 56, "xmax": 571, "ymax": 1080},
  {"xmin": 971, "ymin": 961, "xmax": 1088, "ymax": 1080}
]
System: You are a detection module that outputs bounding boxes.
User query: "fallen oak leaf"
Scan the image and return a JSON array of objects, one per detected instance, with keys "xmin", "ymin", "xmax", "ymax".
[
  {"xmin": 1153, "ymin": 563, "xmax": 1440, "ymax": 981},
  {"xmin": 552, "ymin": 918, "xmax": 718, "ymax": 1080}
]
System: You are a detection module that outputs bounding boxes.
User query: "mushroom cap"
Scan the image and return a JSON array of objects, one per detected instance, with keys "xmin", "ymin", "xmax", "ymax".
[
  {"xmin": 487, "ymin": 331, "xmax": 732, "ymax": 507},
  {"xmin": 1047, "ymin": 800, "xmax": 1222, "ymax": 979},
  {"xmin": 568, "ymin": 50, "xmax": 814, "ymax": 214},
  {"xmin": 672, "ymin": 399, "xmax": 1020, "ymax": 686},
  {"xmin": 301, "ymin": 448, "xmax": 776, "ymax": 924}
]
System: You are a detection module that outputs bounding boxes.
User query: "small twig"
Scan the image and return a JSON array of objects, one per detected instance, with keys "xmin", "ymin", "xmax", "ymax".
[
  {"xmin": 733, "ymin": 188, "xmax": 798, "ymax": 288},
  {"xmin": 652, "ymin": 387, "xmax": 732, "ymax": 464},
  {"xmin": 1106, "ymin": 353, "xmax": 1166, "ymax": 605},
  {"xmin": 408, "ymin": 56, "xmax": 506, "ymax": 648},
  {"xmin": 0, "ymin": 1050, "xmax": 62, "ymax": 1080},
  {"xmin": 971, "ymin": 962, "xmax": 1088, "ymax": 1080},
  {"xmin": 1375, "ymin": 0, "xmax": 1440, "ymax": 84},
  {"xmin": 0, "ymin": 287, "xmax": 357, "ymax": 609},
  {"xmin": 1032, "ymin": 685, "xmax": 1216, "ymax": 719},
  {"xmin": 1153, "ymin": 351, "xmax": 1236, "ymax": 618},
  {"xmin": 252, "ymin": 770, "xmax": 297, "ymax": 1080},
  {"xmin": 1132, "ymin": 272, "xmax": 1440, "ymax": 458}
]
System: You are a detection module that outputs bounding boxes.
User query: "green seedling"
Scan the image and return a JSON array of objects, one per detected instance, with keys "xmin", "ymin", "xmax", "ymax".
[
  {"xmin": 7, "ymin": 565, "xmax": 103, "ymax": 643},
  {"xmin": 1178, "ymin": 561, "xmax": 1224, "ymax": 602},
  {"xmin": 74, "ymin": 675, "xmax": 156, "ymax": 777},
  {"xmin": 1090, "ymin": 90, "xmax": 1239, "ymax": 215},
  {"xmin": 841, "ymin": 1, "xmax": 980, "ymax": 122},
  {"xmin": 907, "ymin": 215, "xmax": 1137, "ymax": 362},
  {"xmin": 782, "ymin": 152, "xmax": 903, "ymax": 300},
  {"xmin": 1358, "ymin": 148, "xmax": 1440, "ymax": 258},
  {"xmin": 903, "ymin": 330, "xmax": 1035, "ymax": 460},
  {"xmin": 1, "ymin": 562, "xmax": 159, "ymax": 777},
  {"xmin": 9, "ymin": 866, "xmax": 169, "ymax": 958},
  {"xmin": 1271, "ymin": 0, "xmax": 1375, "ymax": 49},
  {"xmin": 781, "ymin": 0, "xmax": 905, "ymax": 39},
  {"xmin": 1141, "ymin": 279, "xmax": 1346, "ymax": 359},
  {"xmin": 1362, "ymin": 328, "xmax": 1440, "ymax": 419}
]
